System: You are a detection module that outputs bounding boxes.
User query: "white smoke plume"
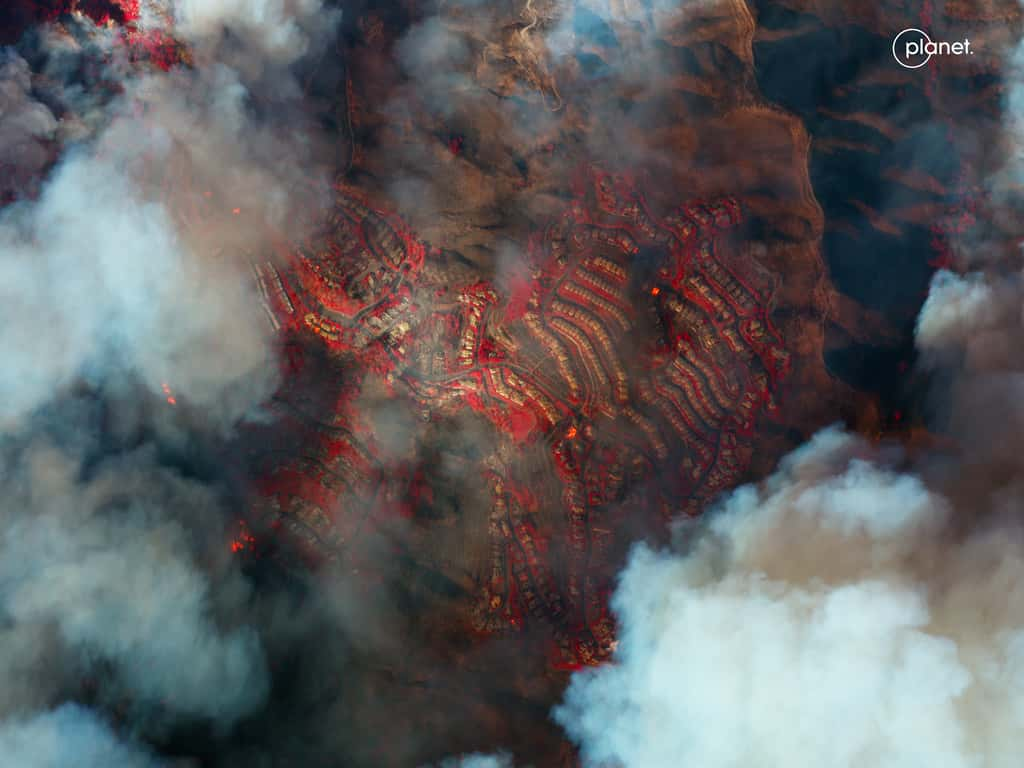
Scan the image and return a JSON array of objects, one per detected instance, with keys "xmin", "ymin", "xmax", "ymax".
[
  {"xmin": 0, "ymin": 0, "xmax": 341, "ymax": 762},
  {"xmin": 0, "ymin": 704, "xmax": 162, "ymax": 768},
  {"xmin": 0, "ymin": 0, "xmax": 340, "ymax": 428},
  {"xmin": 916, "ymin": 270, "xmax": 1011, "ymax": 362},
  {"xmin": 554, "ymin": 421, "xmax": 1024, "ymax": 768},
  {"xmin": 169, "ymin": 0, "xmax": 340, "ymax": 63},
  {"xmin": 0, "ymin": 143, "xmax": 276, "ymax": 427}
]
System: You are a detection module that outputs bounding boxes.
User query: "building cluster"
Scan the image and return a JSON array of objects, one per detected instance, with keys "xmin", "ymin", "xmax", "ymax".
[{"xmin": 252, "ymin": 172, "xmax": 790, "ymax": 669}]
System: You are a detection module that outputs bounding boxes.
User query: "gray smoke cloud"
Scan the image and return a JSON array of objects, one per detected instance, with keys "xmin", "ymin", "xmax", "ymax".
[
  {"xmin": 0, "ymin": 142, "xmax": 276, "ymax": 428},
  {"xmin": 0, "ymin": 704, "xmax": 162, "ymax": 768},
  {"xmin": 170, "ymin": 0, "xmax": 340, "ymax": 62},
  {"xmin": 0, "ymin": 431, "xmax": 268, "ymax": 724},
  {"xmin": 0, "ymin": 0, "xmax": 341, "ymax": 763},
  {"xmin": 0, "ymin": 48, "xmax": 57, "ymax": 201}
]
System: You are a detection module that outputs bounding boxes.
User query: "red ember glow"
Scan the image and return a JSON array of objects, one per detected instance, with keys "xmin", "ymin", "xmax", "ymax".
[{"xmin": 230, "ymin": 520, "xmax": 256, "ymax": 554}]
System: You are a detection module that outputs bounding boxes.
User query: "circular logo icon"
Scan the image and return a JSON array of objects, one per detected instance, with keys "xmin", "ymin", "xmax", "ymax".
[{"xmin": 893, "ymin": 28, "xmax": 933, "ymax": 69}]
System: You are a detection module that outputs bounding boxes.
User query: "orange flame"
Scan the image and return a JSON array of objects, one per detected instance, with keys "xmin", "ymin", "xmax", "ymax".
[
  {"xmin": 566, "ymin": 426, "xmax": 578, "ymax": 439},
  {"xmin": 230, "ymin": 520, "xmax": 256, "ymax": 554},
  {"xmin": 650, "ymin": 286, "xmax": 660, "ymax": 296}
]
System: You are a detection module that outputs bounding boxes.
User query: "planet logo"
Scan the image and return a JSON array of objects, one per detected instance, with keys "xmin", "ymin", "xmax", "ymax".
[{"xmin": 892, "ymin": 28, "xmax": 973, "ymax": 69}]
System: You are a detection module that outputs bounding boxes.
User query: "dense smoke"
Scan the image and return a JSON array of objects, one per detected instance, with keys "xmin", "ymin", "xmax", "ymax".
[
  {"xmin": 0, "ymin": 48, "xmax": 56, "ymax": 201},
  {"xmin": 0, "ymin": 0, "xmax": 340, "ymax": 763},
  {"xmin": 0, "ymin": 143, "xmax": 276, "ymax": 427},
  {"xmin": 0, "ymin": 0, "xmax": 340, "ymax": 427},
  {"xmin": 554, "ymin": 421, "xmax": 1024, "ymax": 767},
  {"xmin": 1, "ymin": 418, "xmax": 268, "ymax": 724},
  {"xmin": 0, "ymin": 705, "xmax": 160, "ymax": 768}
]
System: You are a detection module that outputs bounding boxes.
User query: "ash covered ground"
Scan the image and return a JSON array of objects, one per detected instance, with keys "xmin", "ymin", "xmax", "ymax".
[{"xmin": 2, "ymin": 2, "xmax": 1024, "ymax": 767}]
